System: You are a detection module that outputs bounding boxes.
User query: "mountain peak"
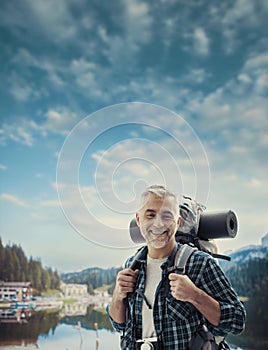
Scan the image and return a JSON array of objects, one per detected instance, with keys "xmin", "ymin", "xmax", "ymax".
[
  {"xmin": 261, "ymin": 233, "xmax": 268, "ymax": 248},
  {"xmin": 220, "ymin": 233, "xmax": 268, "ymax": 268}
]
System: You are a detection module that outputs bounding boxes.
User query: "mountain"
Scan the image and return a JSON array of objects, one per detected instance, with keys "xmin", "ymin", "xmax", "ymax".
[
  {"xmin": 219, "ymin": 233, "xmax": 268, "ymax": 297},
  {"xmin": 220, "ymin": 233, "xmax": 268, "ymax": 269},
  {"xmin": 61, "ymin": 266, "xmax": 120, "ymax": 289}
]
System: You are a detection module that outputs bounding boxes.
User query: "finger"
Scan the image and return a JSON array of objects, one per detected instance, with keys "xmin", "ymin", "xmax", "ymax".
[
  {"xmin": 124, "ymin": 268, "xmax": 140, "ymax": 276},
  {"xmin": 118, "ymin": 272, "xmax": 138, "ymax": 282},
  {"xmin": 120, "ymin": 286, "xmax": 135, "ymax": 293},
  {"xmin": 168, "ymin": 273, "xmax": 179, "ymax": 280},
  {"xmin": 134, "ymin": 269, "xmax": 140, "ymax": 276},
  {"xmin": 169, "ymin": 281, "xmax": 177, "ymax": 288},
  {"xmin": 120, "ymin": 280, "xmax": 137, "ymax": 288}
]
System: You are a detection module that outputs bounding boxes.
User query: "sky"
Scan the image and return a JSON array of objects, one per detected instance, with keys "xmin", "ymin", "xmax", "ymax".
[{"xmin": 0, "ymin": 0, "xmax": 267, "ymax": 272}]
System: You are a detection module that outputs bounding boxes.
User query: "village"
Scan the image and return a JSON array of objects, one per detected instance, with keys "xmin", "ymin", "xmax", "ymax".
[{"xmin": 0, "ymin": 280, "xmax": 112, "ymax": 323}]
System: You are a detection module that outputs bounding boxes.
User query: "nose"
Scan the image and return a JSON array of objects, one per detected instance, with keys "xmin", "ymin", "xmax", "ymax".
[{"xmin": 152, "ymin": 215, "xmax": 164, "ymax": 230}]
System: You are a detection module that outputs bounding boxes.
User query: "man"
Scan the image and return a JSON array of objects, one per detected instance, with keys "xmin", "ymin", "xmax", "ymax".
[{"xmin": 107, "ymin": 185, "xmax": 246, "ymax": 350}]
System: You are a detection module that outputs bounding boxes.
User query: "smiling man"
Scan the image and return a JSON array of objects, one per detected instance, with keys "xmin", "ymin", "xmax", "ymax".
[
  {"xmin": 136, "ymin": 188, "xmax": 179, "ymax": 253},
  {"xmin": 107, "ymin": 185, "xmax": 246, "ymax": 350}
]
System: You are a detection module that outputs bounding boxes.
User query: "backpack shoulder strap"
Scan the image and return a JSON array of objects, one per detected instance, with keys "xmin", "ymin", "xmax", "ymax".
[
  {"xmin": 173, "ymin": 244, "xmax": 198, "ymax": 275},
  {"xmin": 129, "ymin": 245, "xmax": 147, "ymax": 270}
]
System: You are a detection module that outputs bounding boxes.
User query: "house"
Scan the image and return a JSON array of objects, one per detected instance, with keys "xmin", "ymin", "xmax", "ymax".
[
  {"xmin": 60, "ymin": 282, "xmax": 88, "ymax": 298},
  {"xmin": 0, "ymin": 282, "xmax": 33, "ymax": 302}
]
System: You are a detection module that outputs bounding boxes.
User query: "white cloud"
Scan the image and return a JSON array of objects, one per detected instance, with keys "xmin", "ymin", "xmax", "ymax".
[
  {"xmin": 92, "ymin": 0, "xmax": 152, "ymax": 68},
  {"xmin": 8, "ymin": 72, "xmax": 40, "ymax": 101},
  {"xmin": 0, "ymin": 193, "xmax": 28, "ymax": 207},
  {"xmin": 0, "ymin": 0, "xmax": 79, "ymax": 45},
  {"xmin": 0, "ymin": 122, "xmax": 34, "ymax": 146},
  {"xmin": 69, "ymin": 58, "xmax": 105, "ymax": 98},
  {"xmin": 0, "ymin": 107, "xmax": 79, "ymax": 146},
  {"xmin": 124, "ymin": 1, "xmax": 152, "ymax": 45},
  {"xmin": 193, "ymin": 28, "xmax": 210, "ymax": 56},
  {"xmin": 183, "ymin": 68, "xmax": 210, "ymax": 84},
  {"xmin": 222, "ymin": 0, "xmax": 257, "ymax": 27},
  {"xmin": 11, "ymin": 48, "xmax": 66, "ymax": 93},
  {"xmin": 43, "ymin": 108, "xmax": 78, "ymax": 135},
  {"xmin": 218, "ymin": 0, "xmax": 268, "ymax": 53},
  {"xmin": 186, "ymin": 48, "xmax": 268, "ymax": 136},
  {"xmin": 0, "ymin": 164, "xmax": 7, "ymax": 170},
  {"xmin": 244, "ymin": 52, "xmax": 268, "ymax": 70}
]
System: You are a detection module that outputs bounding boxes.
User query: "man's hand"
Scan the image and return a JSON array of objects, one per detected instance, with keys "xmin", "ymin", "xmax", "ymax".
[
  {"xmin": 168, "ymin": 273, "xmax": 197, "ymax": 302},
  {"xmin": 109, "ymin": 268, "xmax": 139, "ymax": 324},
  {"xmin": 168, "ymin": 273, "xmax": 220, "ymax": 326},
  {"xmin": 114, "ymin": 268, "xmax": 140, "ymax": 301}
]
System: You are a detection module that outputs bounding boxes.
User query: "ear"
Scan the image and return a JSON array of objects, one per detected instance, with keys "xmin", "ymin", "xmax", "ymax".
[
  {"xmin": 177, "ymin": 216, "xmax": 181, "ymax": 227},
  {"xmin": 135, "ymin": 212, "xmax": 140, "ymax": 227}
]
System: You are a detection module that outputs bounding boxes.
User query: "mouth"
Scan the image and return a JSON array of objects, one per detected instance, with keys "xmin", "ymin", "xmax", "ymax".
[{"xmin": 149, "ymin": 230, "xmax": 168, "ymax": 236}]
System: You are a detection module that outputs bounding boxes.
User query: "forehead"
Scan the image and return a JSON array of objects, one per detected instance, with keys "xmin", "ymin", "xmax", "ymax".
[{"xmin": 141, "ymin": 193, "xmax": 178, "ymax": 212}]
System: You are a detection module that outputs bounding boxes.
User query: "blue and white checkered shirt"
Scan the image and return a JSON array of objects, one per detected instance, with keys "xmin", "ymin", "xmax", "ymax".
[{"xmin": 107, "ymin": 244, "xmax": 246, "ymax": 350}]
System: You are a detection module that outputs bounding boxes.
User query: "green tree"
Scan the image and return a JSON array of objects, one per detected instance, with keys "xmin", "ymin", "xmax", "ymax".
[
  {"xmin": 15, "ymin": 244, "xmax": 28, "ymax": 281},
  {"xmin": 3, "ymin": 247, "xmax": 14, "ymax": 281},
  {"xmin": 41, "ymin": 269, "xmax": 51, "ymax": 290},
  {"xmin": 0, "ymin": 240, "xmax": 61, "ymax": 293},
  {"xmin": 28, "ymin": 258, "xmax": 42, "ymax": 292}
]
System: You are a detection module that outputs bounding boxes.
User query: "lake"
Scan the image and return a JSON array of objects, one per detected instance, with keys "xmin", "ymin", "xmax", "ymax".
[{"xmin": 0, "ymin": 303, "xmax": 266, "ymax": 350}]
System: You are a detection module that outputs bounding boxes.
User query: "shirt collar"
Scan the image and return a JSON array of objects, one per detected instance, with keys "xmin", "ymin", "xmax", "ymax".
[{"xmin": 134, "ymin": 243, "xmax": 181, "ymax": 270}]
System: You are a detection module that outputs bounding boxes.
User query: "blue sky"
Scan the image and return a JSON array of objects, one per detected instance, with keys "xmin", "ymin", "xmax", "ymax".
[{"xmin": 0, "ymin": 0, "xmax": 267, "ymax": 272}]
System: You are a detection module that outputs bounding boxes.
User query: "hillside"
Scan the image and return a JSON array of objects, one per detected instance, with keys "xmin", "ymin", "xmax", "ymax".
[
  {"xmin": 61, "ymin": 266, "xmax": 120, "ymax": 290},
  {"xmin": 220, "ymin": 233, "xmax": 268, "ymax": 269}
]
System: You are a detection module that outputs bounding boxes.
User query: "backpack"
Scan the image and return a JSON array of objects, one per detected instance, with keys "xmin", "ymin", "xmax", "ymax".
[{"xmin": 176, "ymin": 196, "xmax": 231, "ymax": 261}]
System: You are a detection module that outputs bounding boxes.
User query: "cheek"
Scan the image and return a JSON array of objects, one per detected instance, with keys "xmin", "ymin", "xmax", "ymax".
[
  {"xmin": 140, "ymin": 222, "xmax": 150, "ymax": 234},
  {"xmin": 168, "ymin": 221, "xmax": 178, "ymax": 233}
]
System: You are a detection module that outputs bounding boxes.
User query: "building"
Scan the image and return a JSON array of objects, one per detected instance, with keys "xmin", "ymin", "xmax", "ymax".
[
  {"xmin": 60, "ymin": 282, "xmax": 88, "ymax": 298},
  {"xmin": 0, "ymin": 282, "xmax": 33, "ymax": 302}
]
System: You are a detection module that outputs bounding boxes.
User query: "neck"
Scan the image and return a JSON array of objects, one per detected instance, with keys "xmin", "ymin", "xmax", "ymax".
[{"xmin": 148, "ymin": 240, "xmax": 176, "ymax": 259}]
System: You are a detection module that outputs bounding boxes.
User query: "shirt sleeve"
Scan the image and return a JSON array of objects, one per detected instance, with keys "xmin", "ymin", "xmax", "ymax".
[
  {"xmin": 106, "ymin": 304, "xmax": 126, "ymax": 333},
  {"xmin": 105, "ymin": 257, "xmax": 134, "ymax": 333},
  {"xmin": 192, "ymin": 253, "xmax": 246, "ymax": 336}
]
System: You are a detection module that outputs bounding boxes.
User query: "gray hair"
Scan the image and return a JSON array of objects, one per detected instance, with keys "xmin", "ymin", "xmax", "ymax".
[{"xmin": 140, "ymin": 185, "xmax": 179, "ymax": 211}]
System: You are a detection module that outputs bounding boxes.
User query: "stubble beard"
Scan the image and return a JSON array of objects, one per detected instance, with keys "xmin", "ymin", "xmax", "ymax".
[{"xmin": 147, "ymin": 232, "xmax": 171, "ymax": 249}]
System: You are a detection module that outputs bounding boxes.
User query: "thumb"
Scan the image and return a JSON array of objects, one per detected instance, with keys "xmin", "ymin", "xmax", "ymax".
[{"xmin": 168, "ymin": 273, "xmax": 178, "ymax": 281}]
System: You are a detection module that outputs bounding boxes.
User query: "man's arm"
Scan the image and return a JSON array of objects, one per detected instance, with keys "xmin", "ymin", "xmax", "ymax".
[
  {"xmin": 169, "ymin": 273, "xmax": 220, "ymax": 326},
  {"xmin": 109, "ymin": 268, "xmax": 139, "ymax": 324},
  {"xmin": 170, "ymin": 253, "xmax": 246, "ymax": 335}
]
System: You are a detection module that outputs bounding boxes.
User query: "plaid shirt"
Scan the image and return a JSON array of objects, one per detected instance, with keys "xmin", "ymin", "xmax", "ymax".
[{"xmin": 107, "ymin": 244, "xmax": 246, "ymax": 350}]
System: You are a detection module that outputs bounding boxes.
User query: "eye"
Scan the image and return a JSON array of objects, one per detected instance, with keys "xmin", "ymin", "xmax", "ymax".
[
  {"xmin": 146, "ymin": 212, "xmax": 155, "ymax": 218},
  {"xmin": 162, "ymin": 213, "xmax": 174, "ymax": 220}
]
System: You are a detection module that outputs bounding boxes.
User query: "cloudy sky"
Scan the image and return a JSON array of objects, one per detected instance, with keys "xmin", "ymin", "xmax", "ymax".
[{"xmin": 0, "ymin": 0, "xmax": 267, "ymax": 272}]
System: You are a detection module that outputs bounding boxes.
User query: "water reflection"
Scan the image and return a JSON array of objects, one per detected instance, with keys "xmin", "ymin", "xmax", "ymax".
[
  {"xmin": 0, "ymin": 301, "xmax": 267, "ymax": 350},
  {"xmin": 0, "ymin": 307, "xmax": 60, "ymax": 347},
  {"xmin": 0, "ymin": 303, "xmax": 113, "ymax": 348},
  {"xmin": 0, "ymin": 307, "xmax": 32, "ymax": 324}
]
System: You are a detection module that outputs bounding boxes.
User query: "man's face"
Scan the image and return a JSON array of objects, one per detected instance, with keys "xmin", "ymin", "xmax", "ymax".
[{"xmin": 136, "ymin": 193, "xmax": 180, "ymax": 250}]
